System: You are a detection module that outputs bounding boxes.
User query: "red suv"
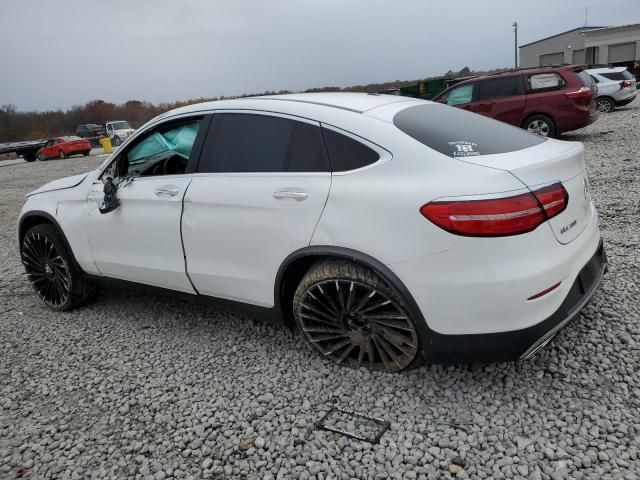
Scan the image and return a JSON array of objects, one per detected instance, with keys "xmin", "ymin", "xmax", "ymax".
[{"xmin": 432, "ymin": 65, "xmax": 599, "ymax": 137}]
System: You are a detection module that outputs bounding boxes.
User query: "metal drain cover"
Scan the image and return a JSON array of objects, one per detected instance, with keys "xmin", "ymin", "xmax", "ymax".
[{"xmin": 316, "ymin": 407, "xmax": 390, "ymax": 444}]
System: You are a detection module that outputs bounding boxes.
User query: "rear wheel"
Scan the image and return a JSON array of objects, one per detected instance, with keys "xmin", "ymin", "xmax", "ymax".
[
  {"xmin": 21, "ymin": 223, "xmax": 98, "ymax": 311},
  {"xmin": 83, "ymin": 150, "xmax": 90, "ymax": 156},
  {"xmin": 59, "ymin": 150, "xmax": 66, "ymax": 159},
  {"xmin": 293, "ymin": 260, "xmax": 420, "ymax": 372},
  {"xmin": 597, "ymin": 97, "xmax": 615, "ymax": 113},
  {"xmin": 37, "ymin": 152, "xmax": 46, "ymax": 161},
  {"xmin": 23, "ymin": 153, "xmax": 37, "ymax": 162},
  {"xmin": 524, "ymin": 114, "xmax": 556, "ymax": 138}
]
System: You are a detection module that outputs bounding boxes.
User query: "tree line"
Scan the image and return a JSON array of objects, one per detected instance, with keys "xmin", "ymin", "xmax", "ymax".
[{"xmin": 0, "ymin": 67, "xmax": 501, "ymax": 143}]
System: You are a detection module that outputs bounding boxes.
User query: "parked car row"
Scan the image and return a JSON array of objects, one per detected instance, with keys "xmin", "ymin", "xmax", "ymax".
[{"xmin": 432, "ymin": 64, "xmax": 636, "ymax": 137}]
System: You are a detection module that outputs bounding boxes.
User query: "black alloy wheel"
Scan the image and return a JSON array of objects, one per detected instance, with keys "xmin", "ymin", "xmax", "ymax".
[
  {"xmin": 294, "ymin": 261, "xmax": 419, "ymax": 372},
  {"xmin": 22, "ymin": 229, "xmax": 71, "ymax": 308},
  {"xmin": 21, "ymin": 224, "xmax": 98, "ymax": 311}
]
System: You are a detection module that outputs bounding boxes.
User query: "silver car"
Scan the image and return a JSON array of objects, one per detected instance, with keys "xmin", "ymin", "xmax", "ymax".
[{"xmin": 586, "ymin": 67, "xmax": 637, "ymax": 113}]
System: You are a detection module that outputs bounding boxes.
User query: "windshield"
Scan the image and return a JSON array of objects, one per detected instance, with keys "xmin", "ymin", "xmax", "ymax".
[{"xmin": 110, "ymin": 121, "xmax": 131, "ymax": 130}]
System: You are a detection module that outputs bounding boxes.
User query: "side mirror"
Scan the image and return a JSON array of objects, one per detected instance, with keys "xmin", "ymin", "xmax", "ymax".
[{"xmin": 99, "ymin": 176, "xmax": 120, "ymax": 214}]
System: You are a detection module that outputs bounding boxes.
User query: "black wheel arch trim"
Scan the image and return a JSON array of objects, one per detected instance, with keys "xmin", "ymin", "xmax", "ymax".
[
  {"xmin": 274, "ymin": 245, "xmax": 433, "ymax": 359},
  {"xmin": 18, "ymin": 210, "xmax": 81, "ymax": 270}
]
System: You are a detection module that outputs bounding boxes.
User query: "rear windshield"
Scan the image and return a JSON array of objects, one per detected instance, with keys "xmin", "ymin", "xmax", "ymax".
[
  {"xmin": 601, "ymin": 70, "xmax": 634, "ymax": 81},
  {"xmin": 576, "ymin": 70, "xmax": 595, "ymax": 88},
  {"xmin": 393, "ymin": 104, "xmax": 545, "ymax": 158}
]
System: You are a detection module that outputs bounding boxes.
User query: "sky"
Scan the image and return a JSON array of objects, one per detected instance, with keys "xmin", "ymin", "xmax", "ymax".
[{"xmin": 1, "ymin": 0, "xmax": 639, "ymax": 111}]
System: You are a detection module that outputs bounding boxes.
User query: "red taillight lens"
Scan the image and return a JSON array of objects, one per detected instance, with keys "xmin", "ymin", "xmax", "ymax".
[
  {"xmin": 620, "ymin": 80, "xmax": 633, "ymax": 89},
  {"xmin": 532, "ymin": 183, "xmax": 569, "ymax": 219},
  {"xmin": 420, "ymin": 183, "xmax": 568, "ymax": 237},
  {"xmin": 565, "ymin": 86, "xmax": 592, "ymax": 100}
]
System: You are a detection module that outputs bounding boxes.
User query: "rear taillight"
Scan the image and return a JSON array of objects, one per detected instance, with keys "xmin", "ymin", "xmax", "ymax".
[
  {"xmin": 620, "ymin": 80, "xmax": 633, "ymax": 89},
  {"xmin": 565, "ymin": 86, "xmax": 592, "ymax": 104},
  {"xmin": 420, "ymin": 183, "xmax": 568, "ymax": 237}
]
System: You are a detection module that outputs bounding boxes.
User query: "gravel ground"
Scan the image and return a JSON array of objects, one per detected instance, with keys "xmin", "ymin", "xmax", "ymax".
[{"xmin": 1, "ymin": 107, "xmax": 639, "ymax": 480}]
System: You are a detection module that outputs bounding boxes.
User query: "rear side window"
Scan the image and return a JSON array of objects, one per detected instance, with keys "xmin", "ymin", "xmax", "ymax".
[
  {"xmin": 322, "ymin": 128, "xmax": 379, "ymax": 172},
  {"xmin": 527, "ymin": 73, "xmax": 565, "ymax": 91},
  {"xmin": 199, "ymin": 114, "xmax": 329, "ymax": 173},
  {"xmin": 601, "ymin": 70, "xmax": 634, "ymax": 81},
  {"xmin": 394, "ymin": 104, "xmax": 545, "ymax": 158},
  {"xmin": 476, "ymin": 76, "xmax": 524, "ymax": 101}
]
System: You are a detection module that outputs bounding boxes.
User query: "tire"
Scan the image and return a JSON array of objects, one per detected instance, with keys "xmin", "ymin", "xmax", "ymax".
[
  {"xmin": 523, "ymin": 114, "xmax": 556, "ymax": 138},
  {"xmin": 292, "ymin": 260, "xmax": 420, "ymax": 372},
  {"xmin": 21, "ymin": 223, "xmax": 98, "ymax": 311},
  {"xmin": 112, "ymin": 136, "xmax": 121, "ymax": 146},
  {"xmin": 37, "ymin": 152, "xmax": 46, "ymax": 161},
  {"xmin": 24, "ymin": 153, "xmax": 37, "ymax": 162},
  {"xmin": 597, "ymin": 97, "xmax": 615, "ymax": 113},
  {"xmin": 83, "ymin": 150, "xmax": 90, "ymax": 156},
  {"xmin": 59, "ymin": 150, "xmax": 66, "ymax": 159}
]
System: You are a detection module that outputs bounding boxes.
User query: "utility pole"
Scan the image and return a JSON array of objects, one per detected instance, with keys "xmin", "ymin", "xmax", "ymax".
[{"xmin": 513, "ymin": 21, "xmax": 518, "ymax": 69}]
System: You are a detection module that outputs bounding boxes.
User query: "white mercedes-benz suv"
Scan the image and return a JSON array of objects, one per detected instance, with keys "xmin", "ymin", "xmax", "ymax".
[{"xmin": 18, "ymin": 93, "xmax": 607, "ymax": 372}]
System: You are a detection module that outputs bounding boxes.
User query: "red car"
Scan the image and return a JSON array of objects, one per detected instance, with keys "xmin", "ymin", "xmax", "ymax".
[
  {"xmin": 432, "ymin": 65, "xmax": 599, "ymax": 137},
  {"xmin": 37, "ymin": 136, "xmax": 92, "ymax": 161}
]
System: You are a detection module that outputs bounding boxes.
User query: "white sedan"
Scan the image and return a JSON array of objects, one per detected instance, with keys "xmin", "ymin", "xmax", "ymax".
[{"xmin": 18, "ymin": 93, "xmax": 607, "ymax": 372}]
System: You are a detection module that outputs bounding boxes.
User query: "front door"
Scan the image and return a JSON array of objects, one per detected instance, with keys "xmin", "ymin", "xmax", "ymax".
[
  {"xmin": 85, "ymin": 115, "xmax": 208, "ymax": 293},
  {"xmin": 182, "ymin": 112, "xmax": 332, "ymax": 306}
]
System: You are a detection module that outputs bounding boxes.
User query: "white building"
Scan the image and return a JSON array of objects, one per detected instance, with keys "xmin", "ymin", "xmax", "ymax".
[{"xmin": 519, "ymin": 23, "xmax": 640, "ymax": 69}]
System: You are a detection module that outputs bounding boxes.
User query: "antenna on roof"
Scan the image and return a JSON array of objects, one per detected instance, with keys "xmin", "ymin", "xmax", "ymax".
[{"xmin": 585, "ymin": 6, "xmax": 588, "ymax": 26}]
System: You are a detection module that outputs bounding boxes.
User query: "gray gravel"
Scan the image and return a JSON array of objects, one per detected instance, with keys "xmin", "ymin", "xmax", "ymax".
[{"xmin": 1, "ymin": 106, "xmax": 639, "ymax": 480}]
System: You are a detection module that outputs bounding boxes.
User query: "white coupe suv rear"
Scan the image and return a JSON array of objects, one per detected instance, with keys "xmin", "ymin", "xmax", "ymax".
[{"xmin": 18, "ymin": 93, "xmax": 607, "ymax": 372}]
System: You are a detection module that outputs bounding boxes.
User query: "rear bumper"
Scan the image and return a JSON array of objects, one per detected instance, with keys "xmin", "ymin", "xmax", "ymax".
[
  {"xmin": 615, "ymin": 94, "xmax": 636, "ymax": 107},
  {"xmin": 420, "ymin": 240, "xmax": 607, "ymax": 363}
]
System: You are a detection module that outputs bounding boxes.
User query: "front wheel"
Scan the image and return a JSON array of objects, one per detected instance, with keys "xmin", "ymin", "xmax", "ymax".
[
  {"xmin": 293, "ymin": 260, "xmax": 420, "ymax": 372},
  {"xmin": 112, "ymin": 136, "xmax": 121, "ymax": 146},
  {"xmin": 21, "ymin": 223, "xmax": 98, "ymax": 311},
  {"xmin": 59, "ymin": 150, "xmax": 66, "ymax": 159},
  {"xmin": 524, "ymin": 114, "xmax": 556, "ymax": 138},
  {"xmin": 83, "ymin": 150, "xmax": 90, "ymax": 156},
  {"xmin": 37, "ymin": 152, "xmax": 46, "ymax": 161},
  {"xmin": 597, "ymin": 97, "xmax": 615, "ymax": 113}
]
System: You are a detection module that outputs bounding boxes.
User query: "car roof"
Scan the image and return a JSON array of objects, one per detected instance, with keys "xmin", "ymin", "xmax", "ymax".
[
  {"xmin": 440, "ymin": 65, "xmax": 581, "ymax": 89},
  {"xmin": 162, "ymin": 92, "xmax": 416, "ymax": 118},
  {"xmin": 586, "ymin": 66, "xmax": 628, "ymax": 74}
]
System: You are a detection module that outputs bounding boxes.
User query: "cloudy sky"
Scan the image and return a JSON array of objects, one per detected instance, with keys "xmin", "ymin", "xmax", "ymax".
[{"xmin": 1, "ymin": 0, "xmax": 638, "ymax": 111}]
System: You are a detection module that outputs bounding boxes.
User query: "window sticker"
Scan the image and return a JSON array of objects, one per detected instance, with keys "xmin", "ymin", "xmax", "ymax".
[{"xmin": 448, "ymin": 140, "xmax": 480, "ymax": 157}]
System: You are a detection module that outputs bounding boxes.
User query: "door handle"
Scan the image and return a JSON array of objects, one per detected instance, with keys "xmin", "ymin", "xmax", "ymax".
[
  {"xmin": 273, "ymin": 190, "xmax": 308, "ymax": 201},
  {"xmin": 154, "ymin": 185, "xmax": 180, "ymax": 197}
]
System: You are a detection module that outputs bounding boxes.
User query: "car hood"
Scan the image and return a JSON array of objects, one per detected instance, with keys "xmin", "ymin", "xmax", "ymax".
[
  {"xmin": 114, "ymin": 129, "xmax": 134, "ymax": 135},
  {"xmin": 27, "ymin": 173, "xmax": 89, "ymax": 196}
]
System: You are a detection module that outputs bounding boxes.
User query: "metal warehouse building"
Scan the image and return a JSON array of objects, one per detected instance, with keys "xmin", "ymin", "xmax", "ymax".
[{"xmin": 519, "ymin": 23, "xmax": 640, "ymax": 69}]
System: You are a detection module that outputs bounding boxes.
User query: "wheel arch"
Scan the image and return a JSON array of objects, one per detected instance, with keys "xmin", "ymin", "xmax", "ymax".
[
  {"xmin": 274, "ymin": 246, "xmax": 429, "ymax": 338},
  {"xmin": 18, "ymin": 211, "xmax": 81, "ymax": 269},
  {"xmin": 521, "ymin": 112, "xmax": 556, "ymax": 128}
]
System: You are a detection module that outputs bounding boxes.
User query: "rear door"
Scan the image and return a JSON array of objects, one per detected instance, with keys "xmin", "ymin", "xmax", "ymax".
[
  {"xmin": 182, "ymin": 111, "xmax": 332, "ymax": 307},
  {"xmin": 473, "ymin": 76, "xmax": 526, "ymax": 126}
]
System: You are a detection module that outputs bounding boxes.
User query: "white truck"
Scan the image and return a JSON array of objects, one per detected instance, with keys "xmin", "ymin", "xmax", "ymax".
[{"xmin": 105, "ymin": 120, "xmax": 135, "ymax": 146}]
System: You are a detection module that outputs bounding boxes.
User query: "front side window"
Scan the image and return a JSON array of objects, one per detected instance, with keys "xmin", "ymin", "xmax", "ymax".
[
  {"xmin": 476, "ymin": 76, "xmax": 524, "ymax": 101},
  {"xmin": 441, "ymin": 84, "xmax": 474, "ymax": 106},
  {"xmin": 198, "ymin": 113, "xmax": 329, "ymax": 173},
  {"xmin": 102, "ymin": 120, "xmax": 200, "ymax": 180}
]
